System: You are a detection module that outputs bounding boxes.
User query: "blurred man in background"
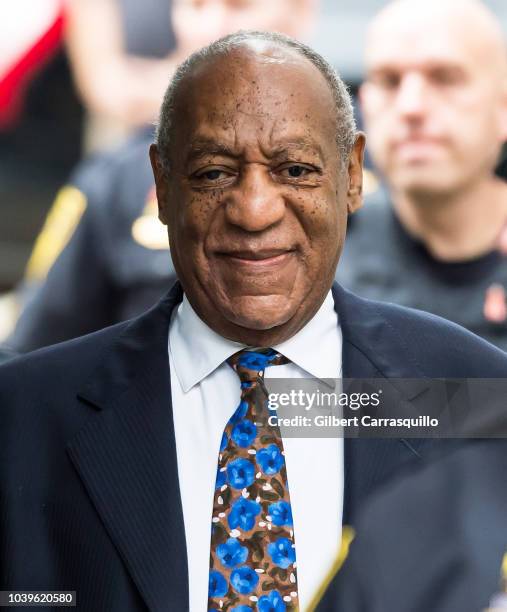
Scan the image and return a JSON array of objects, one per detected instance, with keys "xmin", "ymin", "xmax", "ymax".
[
  {"xmin": 338, "ymin": 0, "xmax": 507, "ymax": 350},
  {"xmin": 65, "ymin": 0, "xmax": 316, "ymax": 150},
  {"xmin": 3, "ymin": 0, "xmax": 318, "ymax": 353},
  {"xmin": 65, "ymin": 0, "xmax": 177, "ymax": 151}
]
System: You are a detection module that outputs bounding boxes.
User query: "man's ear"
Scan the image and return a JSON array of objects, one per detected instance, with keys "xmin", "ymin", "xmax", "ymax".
[
  {"xmin": 346, "ymin": 132, "xmax": 366, "ymax": 215},
  {"xmin": 149, "ymin": 144, "xmax": 170, "ymax": 226}
]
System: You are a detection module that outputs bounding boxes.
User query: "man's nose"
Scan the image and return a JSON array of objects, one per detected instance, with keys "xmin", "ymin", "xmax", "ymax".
[
  {"xmin": 395, "ymin": 73, "xmax": 429, "ymax": 119},
  {"xmin": 224, "ymin": 165, "xmax": 286, "ymax": 232}
]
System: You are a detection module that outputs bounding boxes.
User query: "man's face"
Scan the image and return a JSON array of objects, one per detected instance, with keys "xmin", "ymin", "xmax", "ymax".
[
  {"xmin": 360, "ymin": 11, "xmax": 507, "ymax": 196},
  {"xmin": 172, "ymin": 0, "xmax": 317, "ymax": 54},
  {"xmin": 151, "ymin": 45, "xmax": 363, "ymax": 345}
]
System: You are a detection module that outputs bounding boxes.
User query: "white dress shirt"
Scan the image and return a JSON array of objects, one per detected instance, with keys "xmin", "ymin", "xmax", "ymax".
[{"xmin": 169, "ymin": 291, "xmax": 343, "ymax": 611}]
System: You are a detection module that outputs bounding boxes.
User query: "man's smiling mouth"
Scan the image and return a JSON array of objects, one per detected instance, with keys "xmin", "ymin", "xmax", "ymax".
[{"xmin": 216, "ymin": 248, "xmax": 296, "ymax": 267}]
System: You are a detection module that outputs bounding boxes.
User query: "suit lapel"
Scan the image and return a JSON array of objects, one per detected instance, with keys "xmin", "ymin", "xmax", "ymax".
[
  {"xmin": 67, "ymin": 283, "xmax": 188, "ymax": 612},
  {"xmin": 331, "ymin": 283, "xmax": 434, "ymax": 524}
]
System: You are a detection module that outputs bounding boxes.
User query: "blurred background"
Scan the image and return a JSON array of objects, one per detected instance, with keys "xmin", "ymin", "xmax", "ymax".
[{"xmin": 1, "ymin": 0, "xmax": 507, "ymax": 347}]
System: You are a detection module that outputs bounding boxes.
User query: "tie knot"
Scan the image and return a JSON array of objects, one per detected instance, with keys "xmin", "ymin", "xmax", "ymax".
[{"xmin": 227, "ymin": 348, "xmax": 289, "ymax": 384}]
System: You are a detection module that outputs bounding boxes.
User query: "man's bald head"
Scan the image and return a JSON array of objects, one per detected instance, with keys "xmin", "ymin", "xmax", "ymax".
[
  {"xmin": 361, "ymin": 0, "xmax": 507, "ymax": 198},
  {"xmin": 155, "ymin": 30, "xmax": 356, "ymax": 175},
  {"xmin": 366, "ymin": 0, "xmax": 507, "ymax": 78}
]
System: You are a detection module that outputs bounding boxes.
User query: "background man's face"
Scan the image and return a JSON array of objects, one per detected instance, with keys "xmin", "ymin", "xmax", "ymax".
[
  {"xmin": 172, "ymin": 0, "xmax": 317, "ymax": 53},
  {"xmin": 152, "ymin": 45, "xmax": 363, "ymax": 343},
  {"xmin": 360, "ymin": 10, "xmax": 507, "ymax": 197}
]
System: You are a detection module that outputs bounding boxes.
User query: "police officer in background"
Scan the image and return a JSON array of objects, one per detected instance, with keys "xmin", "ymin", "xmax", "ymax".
[
  {"xmin": 7, "ymin": 129, "xmax": 169, "ymax": 351},
  {"xmin": 5, "ymin": 0, "xmax": 319, "ymax": 353},
  {"xmin": 337, "ymin": 0, "xmax": 507, "ymax": 351}
]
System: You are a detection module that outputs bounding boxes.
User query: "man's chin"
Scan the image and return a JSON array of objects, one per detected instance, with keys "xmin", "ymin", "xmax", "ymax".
[
  {"xmin": 393, "ymin": 169, "xmax": 458, "ymax": 198},
  {"xmin": 222, "ymin": 295, "xmax": 296, "ymax": 332}
]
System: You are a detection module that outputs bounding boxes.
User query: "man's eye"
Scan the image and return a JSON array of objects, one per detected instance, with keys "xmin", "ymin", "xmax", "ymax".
[
  {"xmin": 281, "ymin": 165, "xmax": 312, "ymax": 178},
  {"xmin": 191, "ymin": 167, "xmax": 235, "ymax": 185},
  {"xmin": 430, "ymin": 68, "xmax": 463, "ymax": 86},
  {"xmin": 198, "ymin": 169, "xmax": 226, "ymax": 181},
  {"xmin": 369, "ymin": 72, "xmax": 400, "ymax": 90}
]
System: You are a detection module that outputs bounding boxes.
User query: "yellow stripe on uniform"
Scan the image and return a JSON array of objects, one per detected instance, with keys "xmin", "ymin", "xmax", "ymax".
[
  {"xmin": 482, "ymin": 553, "xmax": 507, "ymax": 611},
  {"xmin": 307, "ymin": 525, "xmax": 356, "ymax": 612},
  {"xmin": 131, "ymin": 189, "xmax": 170, "ymax": 250},
  {"xmin": 25, "ymin": 186, "xmax": 87, "ymax": 281},
  {"xmin": 362, "ymin": 169, "xmax": 380, "ymax": 196}
]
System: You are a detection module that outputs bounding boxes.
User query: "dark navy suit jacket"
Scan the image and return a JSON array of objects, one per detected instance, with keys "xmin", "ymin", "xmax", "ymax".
[
  {"xmin": 1, "ymin": 282, "xmax": 506, "ymax": 611},
  {"xmin": 318, "ymin": 440, "xmax": 507, "ymax": 612}
]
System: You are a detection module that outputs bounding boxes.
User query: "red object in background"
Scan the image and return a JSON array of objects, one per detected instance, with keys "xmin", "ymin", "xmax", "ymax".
[{"xmin": 0, "ymin": 6, "xmax": 64, "ymax": 130}]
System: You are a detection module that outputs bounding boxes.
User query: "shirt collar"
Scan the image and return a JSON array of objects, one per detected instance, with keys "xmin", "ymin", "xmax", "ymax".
[
  {"xmin": 169, "ymin": 291, "xmax": 341, "ymax": 392},
  {"xmin": 273, "ymin": 291, "xmax": 342, "ymax": 381}
]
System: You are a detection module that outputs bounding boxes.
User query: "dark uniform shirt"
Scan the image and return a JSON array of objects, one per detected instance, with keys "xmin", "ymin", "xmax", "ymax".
[
  {"xmin": 337, "ymin": 196, "xmax": 507, "ymax": 351},
  {"xmin": 0, "ymin": 347, "xmax": 16, "ymax": 365},
  {"xmin": 8, "ymin": 129, "xmax": 177, "ymax": 352}
]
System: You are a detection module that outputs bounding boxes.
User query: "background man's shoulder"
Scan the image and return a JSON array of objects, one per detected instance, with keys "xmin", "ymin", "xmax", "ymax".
[
  {"xmin": 382, "ymin": 299, "xmax": 507, "ymax": 376},
  {"xmin": 0, "ymin": 320, "xmax": 130, "ymax": 409},
  {"xmin": 364, "ymin": 294, "xmax": 507, "ymax": 377}
]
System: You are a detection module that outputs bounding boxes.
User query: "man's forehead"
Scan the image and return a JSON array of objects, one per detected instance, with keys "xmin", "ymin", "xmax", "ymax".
[
  {"xmin": 366, "ymin": 0, "xmax": 507, "ymax": 75},
  {"xmin": 366, "ymin": 34, "xmax": 475, "ymax": 73},
  {"xmin": 177, "ymin": 43, "xmax": 333, "ymax": 111},
  {"xmin": 173, "ymin": 47, "xmax": 338, "ymax": 152},
  {"xmin": 179, "ymin": 100, "xmax": 335, "ymax": 158}
]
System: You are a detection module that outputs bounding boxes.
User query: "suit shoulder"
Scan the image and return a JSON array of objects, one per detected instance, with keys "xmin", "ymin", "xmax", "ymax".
[
  {"xmin": 351, "ymin": 440, "xmax": 507, "ymax": 552},
  {"xmin": 367, "ymin": 295, "xmax": 507, "ymax": 377}
]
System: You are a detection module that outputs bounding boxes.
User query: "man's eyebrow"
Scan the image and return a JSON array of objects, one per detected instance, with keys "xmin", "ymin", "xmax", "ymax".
[
  {"xmin": 185, "ymin": 138, "xmax": 326, "ymax": 163},
  {"xmin": 367, "ymin": 60, "xmax": 467, "ymax": 77},
  {"xmin": 186, "ymin": 140, "xmax": 237, "ymax": 161},
  {"xmin": 270, "ymin": 139, "xmax": 325, "ymax": 161}
]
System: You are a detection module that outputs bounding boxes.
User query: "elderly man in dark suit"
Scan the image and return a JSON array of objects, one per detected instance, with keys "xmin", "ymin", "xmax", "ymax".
[{"xmin": 1, "ymin": 31, "xmax": 506, "ymax": 612}]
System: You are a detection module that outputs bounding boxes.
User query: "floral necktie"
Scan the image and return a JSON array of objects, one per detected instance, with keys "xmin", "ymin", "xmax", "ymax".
[{"xmin": 208, "ymin": 349, "xmax": 299, "ymax": 612}]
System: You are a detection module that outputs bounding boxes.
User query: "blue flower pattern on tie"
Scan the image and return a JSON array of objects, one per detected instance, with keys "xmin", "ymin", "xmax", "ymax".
[
  {"xmin": 257, "ymin": 444, "xmax": 284, "ymax": 475},
  {"xmin": 230, "ymin": 400, "xmax": 249, "ymax": 423},
  {"xmin": 232, "ymin": 420, "xmax": 257, "ymax": 447},
  {"xmin": 228, "ymin": 498, "xmax": 261, "ymax": 531},
  {"xmin": 258, "ymin": 590, "xmax": 287, "ymax": 612},
  {"xmin": 215, "ymin": 466, "xmax": 226, "ymax": 489},
  {"xmin": 217, "ymin": 538, "xmax": 249, "ymax": 568},
  {"xmin": 267, "ymin": 537, "xmax": 296, "ymax": 569},
  {"xmin": 220, "ymin": 432, "xmax": 228, "ymax": 452},
  {"xmin": 230, "ymin": 566, "xmax": 260, "ymax": 594},
  {"xmin": 237, "ymin": 350, "xmax": 276, "ymax": 370},
  {"xmin": 268, "ymin": 501, "xmax": 293, "ymax": 527},
  {"xmin": 208, "ymin": 349, "xmax": 298, "ymax": 610},
  {"xmin": 209, "ymin": 570, "xmax": 228, "ymax": 598},
  {"xmin": 227, "ymin": 458, "xmax": 255, "ymax": 489}
]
